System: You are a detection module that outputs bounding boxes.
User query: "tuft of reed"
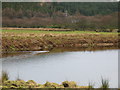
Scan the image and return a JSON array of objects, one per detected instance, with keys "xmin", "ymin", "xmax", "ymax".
[
  {"xmin": 100, "ymin": 77, "xmax": 109, "ymax": 89},
  {"xmin": 16, "ymin": 74, "xmax": 21, "ymax": 81},
  {"xmin": 2, "ymin": 71, "xmax": 9, "ymax": 83},
  {"xmin": 88, "ymin": 82, "xmax": 94, "ymax": 89}
]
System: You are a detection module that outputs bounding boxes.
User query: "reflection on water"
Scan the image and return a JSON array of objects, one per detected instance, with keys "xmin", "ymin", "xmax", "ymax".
[{"xmin": 1, "ymin": 48, "xmax": 118, "ymax": 88}]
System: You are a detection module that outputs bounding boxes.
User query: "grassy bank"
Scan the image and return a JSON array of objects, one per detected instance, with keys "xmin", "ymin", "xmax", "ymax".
[
  {"xmin": 1, "ymin": 72, "xmax": 110, "ymax": 89},
  {"xmin": 1, "ymin": 80, "xmax": 89, "ymax": 89},
  {"xmin": 2, "ymin": 29, "xmax": 119, "ymax": 53},
  {"xmin": 1, "ymin": 80, "xmax": 111, "ymax": 89}
]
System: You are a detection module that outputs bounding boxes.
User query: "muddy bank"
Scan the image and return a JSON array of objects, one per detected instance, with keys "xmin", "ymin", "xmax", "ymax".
[{"xmin": 2, "ymin": 33, "xmax": 119, "ymax": 53}]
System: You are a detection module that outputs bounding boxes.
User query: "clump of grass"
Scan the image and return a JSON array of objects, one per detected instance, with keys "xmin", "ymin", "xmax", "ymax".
[
  {"xmin": 26, "ymin": 80, "xmax": 38, "ymax": 88},
  {"xmin": 88, "ymin": 82, "xmax": 94, "ymax": 89},
  {"xmin": 2, "ymin": 71, "xmax": 9, "ymax": 83},
  {"xmin": 62, "ymin": 81, "xmax": 77, "ymax": 88},
  {"xmin": 44, "ymin": 81, "xmax": 63, "ymax": 88},
  {"xmin": 100, "ymin": 78, "xmax": 109, "ymax": 89},
  {"xmin": 3, "ymin": 80, "xmax": 28, "ymax": 88}
]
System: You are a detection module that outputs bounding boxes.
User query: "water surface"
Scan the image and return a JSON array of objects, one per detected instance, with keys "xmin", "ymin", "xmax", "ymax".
[{"xmin": 2, "ymin": 48, "xmax": 118, "ymax": 88}]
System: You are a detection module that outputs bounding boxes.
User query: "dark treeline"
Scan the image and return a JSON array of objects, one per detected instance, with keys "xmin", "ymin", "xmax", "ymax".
[
  {"xmin": 2, "ymin": 2, "xmax": 118, "ymax": 16},
  {"xmin": 2, "ymin": 2, "xmax": 119, "ymax": 32}
]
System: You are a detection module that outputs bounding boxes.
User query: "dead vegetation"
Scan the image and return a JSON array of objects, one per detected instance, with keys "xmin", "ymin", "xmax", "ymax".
[
  {"xmin": 2, "ymin": 27, "xmax": 71, "ymax": 31},
  {"xmin": 2, "ymin": 30, "xmax": 119, "ymax": 53}
]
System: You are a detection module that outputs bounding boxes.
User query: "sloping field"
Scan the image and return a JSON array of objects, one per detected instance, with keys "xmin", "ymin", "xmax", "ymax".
[{"xmin": 1, "ymin": 29, "xmax": 119, "ymax": 53}]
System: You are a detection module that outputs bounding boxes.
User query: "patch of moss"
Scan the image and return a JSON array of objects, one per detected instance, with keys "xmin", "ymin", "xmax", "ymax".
[{"xmin": 44, "ymin": 81, "xmax": 64, "ymax": 88}]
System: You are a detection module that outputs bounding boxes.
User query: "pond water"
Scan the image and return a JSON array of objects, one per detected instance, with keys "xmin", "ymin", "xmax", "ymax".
[{"xmin": 1, "ymin": 48, "xmax": 118, "ymax": 88}]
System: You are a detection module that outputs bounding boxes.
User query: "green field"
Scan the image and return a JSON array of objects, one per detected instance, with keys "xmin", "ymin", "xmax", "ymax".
[{"xmin": 2, "ymin": 29, "xmax": 119, "ymax": 34}]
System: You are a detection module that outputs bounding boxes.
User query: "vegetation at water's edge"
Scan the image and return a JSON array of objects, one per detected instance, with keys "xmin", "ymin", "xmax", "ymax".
[
  {"xmin": 2, "ymin": 30, "xmax": 119, "ymax": 53},
  {"xmin": 0, "ymin": 72, "xmax": 88, "ymax": 88},
  {"xmin": 0, "ymin": 72, "xmax": 110, "ymax": 89}
]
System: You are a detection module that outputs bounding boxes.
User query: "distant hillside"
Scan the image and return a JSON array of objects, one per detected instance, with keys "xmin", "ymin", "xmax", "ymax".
[
  {"xmin": 2, "ymin": 2, "xmax": 118, "ymax": 16},
  {"xmin": 2, "ymin": 2, "xmax": 119, "ymax": 31}
]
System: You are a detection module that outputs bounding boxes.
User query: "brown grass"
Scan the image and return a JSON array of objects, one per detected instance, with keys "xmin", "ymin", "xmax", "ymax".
[
  {"xmin": 2, "ymin": 27, "xmax": 71, "ymax": 31},
  {"xmin": 2, "ymin": 30, "xmax": 119, "ymax": 53}
]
